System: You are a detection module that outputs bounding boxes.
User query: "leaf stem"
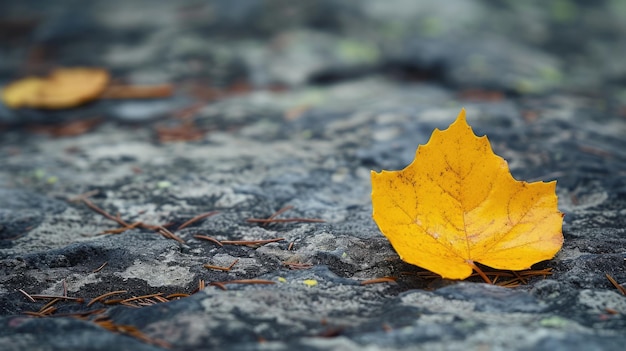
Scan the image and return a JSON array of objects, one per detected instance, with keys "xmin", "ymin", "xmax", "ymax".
[{"xmin": 467, "ymin": 261, "xmax": 492, "ymax": 284}]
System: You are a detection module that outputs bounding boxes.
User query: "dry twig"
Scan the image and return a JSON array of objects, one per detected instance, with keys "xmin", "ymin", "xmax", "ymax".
[
  {"xmin": 88, "ymin": 290, "xmax": 128, "ymax": 307},
  {"xmin": 178, "ymin": 211, "xmax": 219, "ymax": 230},
  {"xmin": 204, "ymin": 259, "xmax": 239, "ymax": 271},
  {"xmin": 220, "ymin": 238, "xmax": 285, "ymax": 247},
  {"xmin": 606, "ymin": 274, "xmax": 626, "ymax": 296},
  {"xmin": 193, "ymin": 234, "xmax": 223, "ymax": 246},
  {"xmin": 282, "ymin": 262, "xmax": 313, "ymax": 270},
  {"xmin": 92, "ymin": 262, "xmax": 108, "ymax": 273},
  {"xmin": 360, "ymin": 277, "xmax": 397, "ymax": 285},
  {"xmin": 80, "ymin": 198, "xmax": 185, "ymax": 243},
  {"xmin": 247, "ymin": 206, "xmax": 324, "ymax": 225}
]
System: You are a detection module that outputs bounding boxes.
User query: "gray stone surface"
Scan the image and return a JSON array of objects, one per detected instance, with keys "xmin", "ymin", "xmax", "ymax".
[{"xmin": 0, "ymin": 1, "xmax": 625, "ymax": 350}]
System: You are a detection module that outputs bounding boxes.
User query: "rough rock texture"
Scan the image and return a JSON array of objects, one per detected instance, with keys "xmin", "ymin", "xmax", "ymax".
[{"xmin": 1, "ymin": 1, "xmax": 625, "ymax": 350}]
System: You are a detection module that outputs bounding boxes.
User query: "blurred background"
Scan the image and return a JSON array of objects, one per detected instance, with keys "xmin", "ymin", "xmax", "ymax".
[
  {"xmin": 2, "ymin": 0, "xmax": 626, "ymax": 123},
  {"xmin": 2, "ymin": 0, "xmax": 626, "ymax": 89}
]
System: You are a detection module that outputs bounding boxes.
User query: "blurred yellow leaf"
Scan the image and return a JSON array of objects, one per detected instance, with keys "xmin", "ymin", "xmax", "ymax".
[
  {"xmin": 1, "ymin": 77, "xmax": 42, "ymax": 108},
  {"xmin": 1, "ymin": 68, "xmax": 109, "ymax": 109},
  {"xmin": 371, "ymin": 109, "xmax": 563, "ymax": 280}
]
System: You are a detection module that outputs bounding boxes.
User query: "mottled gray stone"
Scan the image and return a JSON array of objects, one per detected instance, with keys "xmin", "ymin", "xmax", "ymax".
[
  {"xmin": 0, "ymin": 316, "xmax": 162, "ymax": 351},
  {"xmin": 0, "ymin": 189, "xmax": 67, "ymax": 242},
  {"xmin": 433, "ymin": 282, "xmax": 545, "ymax": 313},
  {"xmin": 528, "ymin": 333, "xmax": 625, "ymax": 351},
  {"xmin": 0, "ymin": 1, "xmax": 625, "ymax": 350},
  {"xmin": 1, "ymin": 77, "xmax": 624, "ymax": 349}
]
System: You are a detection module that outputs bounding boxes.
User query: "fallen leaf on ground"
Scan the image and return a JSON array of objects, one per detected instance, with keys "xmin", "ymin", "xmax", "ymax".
[
  {"xmin": 371, "ymin": 108, "xmax": 563, "ymax": 280},
  {"xmin": 27, "ymin": 117, "xmax": 102, "ymax": 137},
  {"xmin": 101, "ymin": 84, "xmax": 173, "ymax": 99},
  {"xmin": 1, "ymin": 68, "xmax": 109, "ymax": 109},
  {"xmin": 155, "ymin": 121, "xmax": 206, "ymax": 143}
]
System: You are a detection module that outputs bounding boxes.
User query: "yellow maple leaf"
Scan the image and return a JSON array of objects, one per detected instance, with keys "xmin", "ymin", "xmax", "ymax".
[
  {"xmin": 1, "ymin": 68, "xmax": 109, "ymax": 109},
  {"xmin": 371, "ymin": 108, "xmax": 563, "ymax": 280}
]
